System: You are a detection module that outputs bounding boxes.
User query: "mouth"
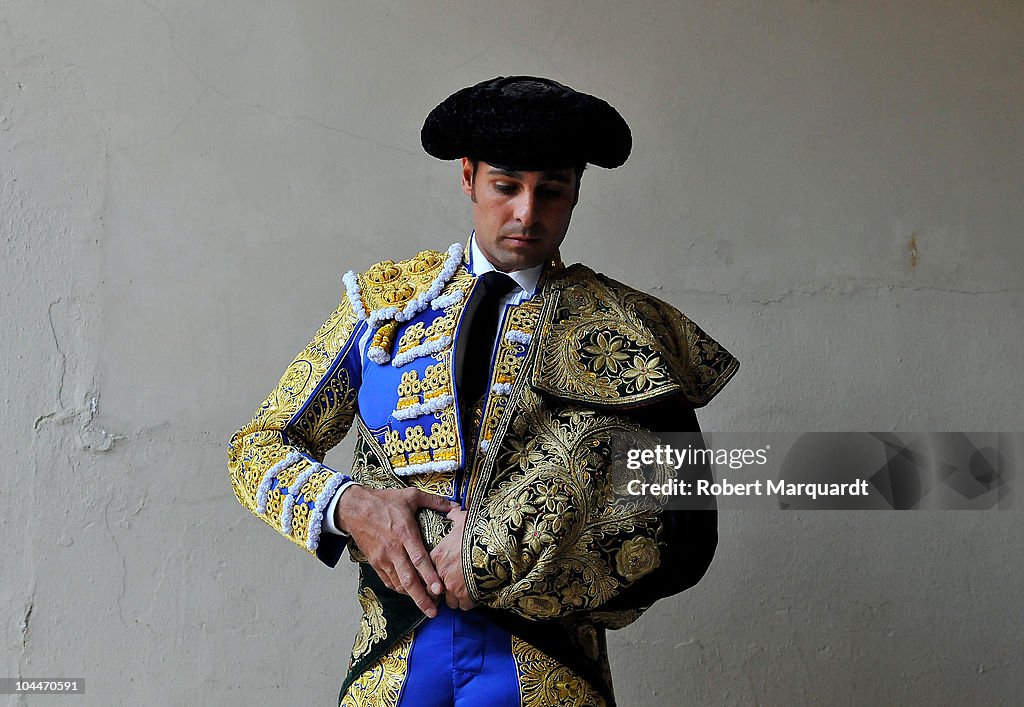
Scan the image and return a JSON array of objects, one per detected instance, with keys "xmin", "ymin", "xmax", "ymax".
[{"xmin": 503, "ymin": 233, "xmax": 542, "ymax": 244}]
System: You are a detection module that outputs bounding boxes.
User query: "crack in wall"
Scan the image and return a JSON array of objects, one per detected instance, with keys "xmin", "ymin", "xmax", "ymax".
[
  {"xmin": 33, "ymin": 412, "xmax": 57, "ymax": 430},
  {"xmin": 135, "ymin": 0, "xmax": 419, "ymax": 156},
  {"xmin": 139, "ymin": 85, "xmax": 210, "ymax": 149},
  {"xmin": 102, "ymin": 499, "xmax": 130, "ymax": 629},
  {"xmin": 46, "ymin": 299, "xmax": 68, "ymax": 411},
  {"xmin": 20, "ymin": 601, "xmax": 33, "ymax": 651},
  {"xmin": 34, "ymin": 390, "xmax": 126, "ymax": 453}
]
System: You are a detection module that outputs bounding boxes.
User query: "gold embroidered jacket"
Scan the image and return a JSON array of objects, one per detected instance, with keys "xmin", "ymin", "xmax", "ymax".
[{"xmin": 228, "ymin": 242, "xmax": 738, "ymax": 704}]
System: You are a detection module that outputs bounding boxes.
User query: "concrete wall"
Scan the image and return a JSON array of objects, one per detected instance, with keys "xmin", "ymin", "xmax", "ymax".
[{"xmin": 3, "ymin": 1, "xmax": 1021, "ymax": 704}]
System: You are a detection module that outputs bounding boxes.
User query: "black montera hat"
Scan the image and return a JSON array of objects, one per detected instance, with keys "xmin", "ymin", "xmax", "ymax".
[{"xmin": 421, "ymin": 76, "xmax": 631, "ymax": 170}]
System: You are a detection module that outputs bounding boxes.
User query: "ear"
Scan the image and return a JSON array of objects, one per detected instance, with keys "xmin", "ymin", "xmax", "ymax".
[{"xmin": 460, "ymin": 157, "xmax": 474, "ymax": 198}]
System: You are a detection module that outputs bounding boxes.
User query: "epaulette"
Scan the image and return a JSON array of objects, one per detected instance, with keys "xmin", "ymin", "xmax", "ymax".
[
  {"xmin": 342, "ymin": 243, "xmax": 465, "ymax": 363},
  {"xmin": 532, "ymin": 264, "xmax": 739, "ymax": 408}
]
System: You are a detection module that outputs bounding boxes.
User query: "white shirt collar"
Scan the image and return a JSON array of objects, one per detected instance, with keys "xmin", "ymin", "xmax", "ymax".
[{"xmin": 469, "ymin": 232, "xmax": 544, "ymax": 297}]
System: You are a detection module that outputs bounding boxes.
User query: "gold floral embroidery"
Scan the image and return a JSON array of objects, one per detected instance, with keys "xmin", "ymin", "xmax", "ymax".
[
  {"xmin": 511, "ymin": 637, "xmax": 606, "ymax": 707},
  {"xmin": 560, "ymin": 581, "xmax": 589, "ymax": 608},
  {"xmin": 411, "ymin": 472, "xmax": 457, "ymax": 501},
  {"xmin": 350, "ymin": 423, "xmax": 404, "ymax": 492},
  {"xmin": 581, "ymin": 332, "xmax": 630, "ymax": 373},
  {"xmin": 532, "ymin": 265, "xmax": 738, "ymax": 406},
  {"xmin": 290, "ymin": 364, "xmax": 358, "ymax": 459},
  {"xmin": 465, "ymin": 388, "xmax": 667, "ymax": 619},
  {"xmin": 340, "ymin": 632, "xmax": 413, "ymax": 707},
  {"xmin": 351, "ymin": 586, "xmax": 387, "ymax": 663},
  {"xmin": 615, "ymin": 536, "xmax": 661, "ymax": 582},
  {"xmin": 621, "ymin": 353, "xmax": 668, "ymax": 394}
]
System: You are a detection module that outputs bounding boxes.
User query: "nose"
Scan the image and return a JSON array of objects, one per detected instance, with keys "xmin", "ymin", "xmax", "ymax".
[{"xmin": 513, "ymin": 192, "xmax": 536, "ymax": 227}]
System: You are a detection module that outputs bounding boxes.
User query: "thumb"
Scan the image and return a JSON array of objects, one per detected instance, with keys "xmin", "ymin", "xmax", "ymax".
[{"xmin": 414, "ymin": 490, "xmax": 460, "ymax": 513}]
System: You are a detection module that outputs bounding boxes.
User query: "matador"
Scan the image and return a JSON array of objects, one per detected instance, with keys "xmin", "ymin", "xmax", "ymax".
[{"xmin": 228, "ymin": 75, "xmax": 739, "ymax": 706}]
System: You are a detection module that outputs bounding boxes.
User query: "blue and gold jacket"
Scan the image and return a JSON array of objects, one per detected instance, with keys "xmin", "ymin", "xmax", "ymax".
[{"xmin": 228, "ymin": 241, "xmax": 738, "ymax": 704}]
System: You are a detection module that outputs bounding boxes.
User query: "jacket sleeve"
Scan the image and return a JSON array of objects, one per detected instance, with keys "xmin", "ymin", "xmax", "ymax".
[
  {"xmin": 463, "ymin": 394, "xmax": 717, "ymax": 626},
  {"xmin": 227, "ymin": 295, "xmax": 366, "ymax": 567},
  {"xmin": 589, "ymin": 404, "xmax": 717, "ymax": 618}
]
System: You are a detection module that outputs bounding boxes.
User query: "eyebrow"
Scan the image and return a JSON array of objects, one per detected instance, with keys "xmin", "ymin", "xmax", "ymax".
[{"xmin": 486, "ymin": 167, "xmax": 573, "ymax": 184}]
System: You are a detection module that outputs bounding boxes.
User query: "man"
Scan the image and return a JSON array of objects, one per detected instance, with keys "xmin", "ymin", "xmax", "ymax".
[{"xmin": 228, "ymin": 76, "xmax": 738, "ymax": 706}]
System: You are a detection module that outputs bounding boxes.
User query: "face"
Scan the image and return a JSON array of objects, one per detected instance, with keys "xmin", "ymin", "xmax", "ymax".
[{"xmin": 460, "ymin": 158, "xmax": 580, "ymax": 272}]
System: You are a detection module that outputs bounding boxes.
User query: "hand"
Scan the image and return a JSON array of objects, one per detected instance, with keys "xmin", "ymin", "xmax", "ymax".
[
  {"xmin": 429, "ymin": 506, "xmax": 477, "ymax": 611},
  {"xmin": 335, "ymin": 485, "xmax": 458, "ymax": 618}
]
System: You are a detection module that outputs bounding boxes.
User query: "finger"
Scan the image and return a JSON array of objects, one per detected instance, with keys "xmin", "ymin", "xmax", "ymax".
[
  {"xmin": 427, "ymin": 548, "xmax": 446, "ymax": 595},
  {"xmin": 445, "ymin": 589, "xmax": 459, "ymax": 610},
  {"xmin": 375, "ymin": 558, "xmax": 403, "ymax": 595},
  {"xmin": 393, "ymin": 557, "xmax": 438, "ymax": 618},
  {"xmin": 412, "ymin": 490, "xmax": 461, "ymax": 513},
  {"xmin": 445, "ymin": 506, "xmax": 466, "ymax": 521},
  {"xmin": 401, "ymin": 527, "xmax": 442, "ymax": 596},
  {"xmin": 374, "ymin": 563, "xmax": 397, "ymax": 592},
  {"xmin": 407, "ymin": 539, "xmax": 444, "ymax": 597},
  {"xmin": 458, "ymin": 591, "xmax": 475, "ymax": 612}
]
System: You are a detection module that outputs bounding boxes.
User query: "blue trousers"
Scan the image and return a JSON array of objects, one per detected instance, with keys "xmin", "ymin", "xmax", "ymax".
[
  {"xmin": 398, "ymin": 605, "xmax": 520, "ymax": 706},
  {"xmin": 340, "ymin": 605, "xmax": 606, "ymax": 706}
]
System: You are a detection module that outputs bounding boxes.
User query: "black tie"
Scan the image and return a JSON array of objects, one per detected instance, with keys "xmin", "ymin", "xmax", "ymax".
[{"xmin": 461, "ymin": 271, "xmax": 518, "ymax": 410}]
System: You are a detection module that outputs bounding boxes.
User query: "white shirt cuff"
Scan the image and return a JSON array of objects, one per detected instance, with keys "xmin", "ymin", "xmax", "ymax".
[{"xmin": 323, "ymin": 480, "xmax": 357, "ymax": 536}]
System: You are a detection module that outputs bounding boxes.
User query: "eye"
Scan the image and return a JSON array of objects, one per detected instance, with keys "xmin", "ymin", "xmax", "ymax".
[
  {"xmin": 538, "ymin": 186, "xmax": 567, "ymax": 199},
  {"xmin": 493, "ymin": 183, "xmax": 518, "ymax": 195}
]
